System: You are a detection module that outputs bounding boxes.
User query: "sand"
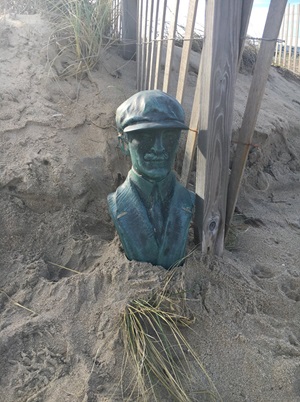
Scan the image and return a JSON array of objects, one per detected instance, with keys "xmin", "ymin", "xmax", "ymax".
[{"xmin": 0, "ymin": 12, "xmax": 300, "ymax": 402}]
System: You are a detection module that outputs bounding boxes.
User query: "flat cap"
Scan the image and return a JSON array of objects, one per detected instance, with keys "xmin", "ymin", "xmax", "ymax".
[{"xmin": 116, "ymin": 90, "xmax": 189, "ymax": 134}]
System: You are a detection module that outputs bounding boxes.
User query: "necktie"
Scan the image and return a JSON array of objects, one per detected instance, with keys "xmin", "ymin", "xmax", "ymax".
[{"xmin": 149, "ymin": 185, "xmax": 164, "ymax": 242}]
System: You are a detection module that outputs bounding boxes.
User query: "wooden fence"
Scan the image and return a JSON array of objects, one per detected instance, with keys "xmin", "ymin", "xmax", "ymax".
[
  {"xmin": 118, "ymin": 0, "xmax": 286, "ymax": 256},
  {"xmin": 274, "ymin": 3, "xmax": 300, "ymax": 75}
]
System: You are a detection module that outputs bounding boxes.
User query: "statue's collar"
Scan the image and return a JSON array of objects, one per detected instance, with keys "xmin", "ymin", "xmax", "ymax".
[{"xmin": 129, "ymin": 168, "xmax": 175, "ymax": 202}]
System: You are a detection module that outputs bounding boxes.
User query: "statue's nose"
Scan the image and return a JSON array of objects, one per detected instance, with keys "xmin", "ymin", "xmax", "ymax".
[{"xmin": 151, "ymin": 134, "xmax": 165, "ymax": 154}]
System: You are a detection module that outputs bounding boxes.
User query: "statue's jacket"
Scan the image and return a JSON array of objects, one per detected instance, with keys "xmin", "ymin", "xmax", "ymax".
[{"xmin": 107, "ymin": 169, "xmax": 195, "ymax": 269}]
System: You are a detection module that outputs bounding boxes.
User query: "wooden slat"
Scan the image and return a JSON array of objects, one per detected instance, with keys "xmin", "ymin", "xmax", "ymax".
[
  {"xmin": 144, "ymin": 0, "xmax": 154, "ymax": 89},
  {"xmin": 226, "ymin": 0, "xmax": 288, "ymax": 234},
  {"xmin": 148, "ymin": 0, "xmax": 160, "ymax": 89},
  {"xmin": 136, "ymin": 0, "xmax": 142, "ymax": 90},
  {"xmin": 162, "ymin": 0, "xmax": 180, "ymax": 93},
  {"xmin": 283, "ymin": 3, "xmax": 290, "ymax": 67},
  {"xmin": 154, "ymin": 0, "xmax": 167, "ymax": 90},
  {"xmin": 277, "ymin": 12, "xmax": 285, "ymax": 66},
  {"xmin": 118, "ymin": 0, "xmax": 122, "ymax": 36},
  {"xmin": 180, "ymin": 55, "xmax": 202, "ymax": 188},
  {"xmin": 195, "ymin": 0, "xmax": 243, "ymax": 255},
  {"xmin": 176, "ymin": 0, "xmax": 199, "ymax": 103},
  {"xmin": 288, "ymin": 4, "xmax": 295, "ymax": 70},
  {"xmin": 140, "ymin": 0, "xmax": 149, "ymax": 90},
  {"xmin": 293, "ymin": 4, "xmax": 300, "ymax": 73}
]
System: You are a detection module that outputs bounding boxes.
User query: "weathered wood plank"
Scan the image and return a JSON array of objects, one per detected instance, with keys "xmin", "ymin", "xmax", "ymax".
[
  {"xmin": 136, "ymin": 0, "xmax": 143, "ymax": 90},
  {"xmin": 144, "ymin": 0, "xmax": 154, "ymax": 89},
  {"xmin": 121, "ymin": 0, "xmax": 138, "ymax": 60},
  {"xmin": 148, "ymin": 0, "xmax": 160, "ymax": 89},
  {"xmin": 140, "ymin": 0, "xmax": 149, "ymax": 90},
  {"xmin": 283, "ymin": 3, "xmax": 290, "ymax": 67},
  {"xmin": 181, "ymin": 0, "xmax": 253, "ymax": 191},
  {"xmin": 288, "ymin": 4, "xmax": 295, "ymax": 70},
  {"xmin": 276, "ymin": 11, "xmax": 285, "ymax": 66},
  {"xmin": 226, "ymin": 0, "xmax": 288, "ymax": 234},
  {"xmin": 162, "ymin": 0, "xmax": 180, "ymax": 93},
  {"xmin": 180, "ymin": 54, "xmax": 202, "ymax": 188},
  {"xmin": 195, "ymin": 0, "xmax": 243, "ymax": 255},
  {"xmin": 293, "ymin": 4, "xmax": 300, "ymax": 73},
  {"xmin": 154, "ymin": 0, "xmax": 167, "ymax": 90},
  {"xmin": 176, "ymin": 0, "xmax": 199, "ymax": 103}
]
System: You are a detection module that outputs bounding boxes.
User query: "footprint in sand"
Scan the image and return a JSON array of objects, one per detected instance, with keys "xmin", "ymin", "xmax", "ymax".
[
  {"xmin": 252, "ymin": 264, "xmax": 276, "ymax": 279},
  {"xmin": 281, "ymin": 278, "xmax": 300, "ymax": 301}
]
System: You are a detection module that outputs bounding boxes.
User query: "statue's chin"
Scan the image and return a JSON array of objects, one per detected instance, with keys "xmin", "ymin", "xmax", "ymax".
[
  {"xmin": 133, "ymin": 160, "xmax": 172, "ymax": 181},
  {"xmin": 141, "ymin": 169, "xmax": 170, "ymax": 182}
]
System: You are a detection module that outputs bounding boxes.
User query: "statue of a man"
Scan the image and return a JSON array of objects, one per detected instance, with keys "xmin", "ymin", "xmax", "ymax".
[{"xmin": 108, "ymin": 90, "xmax": 195, "ymax": 269}]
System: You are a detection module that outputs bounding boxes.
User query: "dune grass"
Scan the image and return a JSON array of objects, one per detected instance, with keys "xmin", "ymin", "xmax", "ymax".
[
  {"xmin": 44, "ymin": 0, "xmax": 115, "ymax": 77},
  {"xmin": 121, "ymin": 273, "xmax": 221, "ymax": 402}
]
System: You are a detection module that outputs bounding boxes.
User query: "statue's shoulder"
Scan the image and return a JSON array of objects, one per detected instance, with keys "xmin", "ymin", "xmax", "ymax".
[
  {"xmin": 107, "ymin": 176, "xmax": 135, "ymax": 219},
  {"xmin": 173, "ymin": 179, "xmax": 195, "ymax": 209}
]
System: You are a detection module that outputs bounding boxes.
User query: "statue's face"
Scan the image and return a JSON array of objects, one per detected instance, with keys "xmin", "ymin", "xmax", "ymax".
[{"xmin": 127, "ymin": 129, "xmax": 181, "ymax": 181}]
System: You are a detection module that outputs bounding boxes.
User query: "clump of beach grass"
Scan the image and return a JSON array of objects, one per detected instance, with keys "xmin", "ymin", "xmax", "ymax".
[
  {"xmin": 240, "ymin": 38, "xmax": 258, "ymax": 75},
  {"xmin": 121, "ymin": 272, "xmax": 221, "ymax": 402},
  {"xmin": 45, "ymin": 0, "xmax": 115, "ymax": 77}
]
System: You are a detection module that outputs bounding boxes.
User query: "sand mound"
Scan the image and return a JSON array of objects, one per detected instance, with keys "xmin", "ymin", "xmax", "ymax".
[{"xmin": 1, "ymin": 13, "xmax": 300, "ymax": 402}]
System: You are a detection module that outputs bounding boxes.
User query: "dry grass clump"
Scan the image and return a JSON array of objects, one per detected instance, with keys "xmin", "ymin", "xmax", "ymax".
[
  {"xmin": 239, "ymin": 39, "xmax": 258, "ymax": 75},
  {"xmin": 121, "ymin": 274, "xmax": 221, "ymax": 402},
  {"xmin": 45, "ymin": 0, "xmax": 115, "ymax": 77},
  {"xmin": 175, "ymin": 24, "xmax": 204, "ymax": 54},
  {"xmin": 0, "ymin": 0, "xmax": 41, "ymax": 14},
  {"xmin": 0, "ymin": 0, "xmax": 116, "ymax": 77}
]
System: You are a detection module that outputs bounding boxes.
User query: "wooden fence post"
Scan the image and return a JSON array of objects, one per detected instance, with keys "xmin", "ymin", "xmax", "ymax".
[
  {"xmin": 194, "ymin": 0, "xmax": 244, "ymax": 255},
  {"xmin": 122, "ymin": 0, "xmax": 138, "ymax": 60},
  {"xmin": 181, "ymin": 0, "xmax": 253, "ymax": 190},
  {"xmin": 226, "ymin": 0, "xmax": 288, "ymax": 234}
]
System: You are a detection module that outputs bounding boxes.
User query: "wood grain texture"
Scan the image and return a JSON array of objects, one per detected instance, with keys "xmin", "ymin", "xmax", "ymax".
[
  {"xmin": 195, "ymin": 0, "xmax": 243, "ymax": 255},
  {"xmin": 226, "ymin": 0, "xmax": 288, "ymax": 233}
]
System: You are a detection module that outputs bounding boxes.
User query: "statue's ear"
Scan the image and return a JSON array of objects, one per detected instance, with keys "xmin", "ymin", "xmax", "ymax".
[{"xmin": 118, "ymin": 133, "xmax": 130, "ymax": 156}]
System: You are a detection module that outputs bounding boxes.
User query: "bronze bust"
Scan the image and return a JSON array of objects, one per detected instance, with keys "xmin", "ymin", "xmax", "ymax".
[{"xmin": 108, "ymin": 90, "xmax": 195, "ymax": 269}]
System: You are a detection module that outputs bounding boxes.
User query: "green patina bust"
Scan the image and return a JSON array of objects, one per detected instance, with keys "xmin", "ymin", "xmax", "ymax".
[{"xmin": 107, "ymin": 90, "xmax": 195, "ymax": 269}]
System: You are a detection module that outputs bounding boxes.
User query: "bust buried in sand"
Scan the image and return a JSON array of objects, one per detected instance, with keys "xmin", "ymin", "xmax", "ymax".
[{"xmin": 107, "ymin": 90, "xmax": 195, "ymax": 269}]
